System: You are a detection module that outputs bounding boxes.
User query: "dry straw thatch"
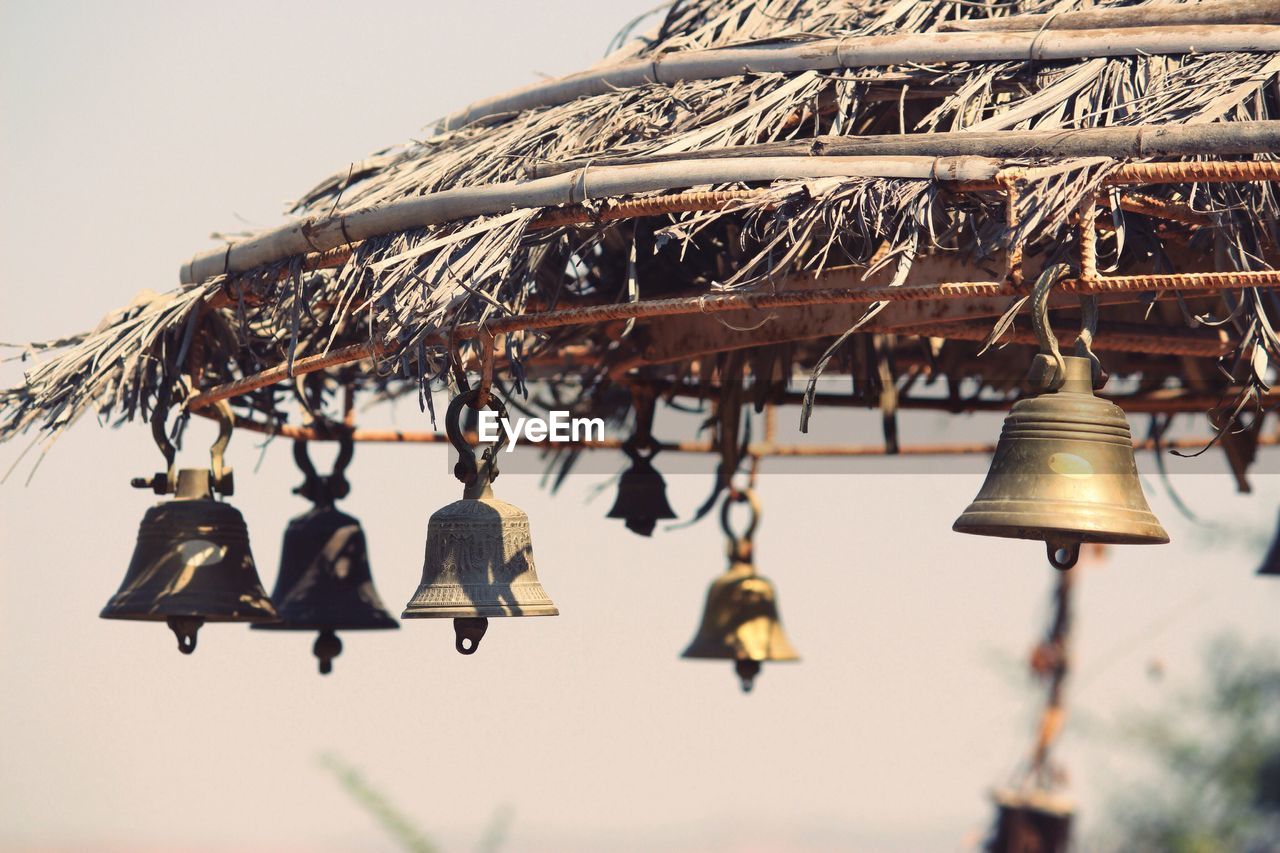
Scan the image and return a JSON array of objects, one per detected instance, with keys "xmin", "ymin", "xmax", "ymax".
[{"xmin": 4, "ymin": 0, "xmax": 1280, "ymax": 466}]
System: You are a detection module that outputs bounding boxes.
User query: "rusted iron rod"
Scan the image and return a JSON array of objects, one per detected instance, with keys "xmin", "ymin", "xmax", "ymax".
[
  {"xmin": 187, "ymin": 264, "xmax": 1271, "ymax": 411},
  {"xmin": 212, "ymin": 411, "xmax": 1277, "ymax": 458}
]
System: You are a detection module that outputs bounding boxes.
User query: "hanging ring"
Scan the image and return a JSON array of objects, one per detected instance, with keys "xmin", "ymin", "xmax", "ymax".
[
  {"xmin": 446, "ymin": 388, "xmax": 511, "ymax": 486},
  {"xmin": 292, "ymin": 427, "xmax": 354, "ymax": 504},
  {"xmin": 721, "ymin": 487, "xmax": 761, "ymax": 561}
]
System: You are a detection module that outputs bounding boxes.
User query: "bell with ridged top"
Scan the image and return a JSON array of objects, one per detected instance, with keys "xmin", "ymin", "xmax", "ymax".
[
  {"xmin": 254, "ymin": 435, "xmax": 397, "ymax": 674},
  {"xmin": 402, "ymin": 390, "xmax": 557, "ymax": 655},
  {"xmin": 682, "ymin": 488, "xmax": 799, "ymax": 692},
  {"xmin": 101, "ymin": 400, "xmax": 277, "ymax": 654},
  {"xmin": 953, "ymin": 266, "xmax": 1168, "ymax": 570}
]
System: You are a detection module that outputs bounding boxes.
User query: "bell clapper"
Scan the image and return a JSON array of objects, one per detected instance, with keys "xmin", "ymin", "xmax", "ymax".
[
  {"xmin": 453, "ymin": 617, "xmax": 489, "ymax": 655},
  {"xmin": 166, "ymin": 616, "xmax": 204, "ymax": 655},
  {"xmin": 313, "ymin": 629, "xmax": 343, "ymax": 675},
  {"xmin": 735, "ymin": 659, "xmax": 761, "ymax": 693}
]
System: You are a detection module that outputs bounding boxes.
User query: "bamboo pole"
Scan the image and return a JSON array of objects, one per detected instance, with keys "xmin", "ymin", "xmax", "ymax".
[
  {"xmin": 530, "ymin": 120, "xmax": 1280, "ymax": 179},
  {"xmin": 181, "ymin": 155, "xmax": 999, "ymax": 284},
  {"xmin": 438, "ymin": 25, "xmax": 1280, "ymax": 130},
  {"xmin": 940, "ymin": 0, "xmax": 1280, "ymax": 32}
]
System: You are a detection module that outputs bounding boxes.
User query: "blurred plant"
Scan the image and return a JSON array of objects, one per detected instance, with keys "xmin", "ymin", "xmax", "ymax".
[
  {"xmin": 320, "ymin": 752, "xmax": 513, "ymax": 852},
  {"xmin": 1103, "ymin": 636, "xmax": 1280, "ymax": 852}
]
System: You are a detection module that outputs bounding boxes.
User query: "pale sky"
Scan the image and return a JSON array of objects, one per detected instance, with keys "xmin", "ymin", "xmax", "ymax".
[{"xmin": 2, "ymin": 2, "xmax": 1279, "ymax": 851}]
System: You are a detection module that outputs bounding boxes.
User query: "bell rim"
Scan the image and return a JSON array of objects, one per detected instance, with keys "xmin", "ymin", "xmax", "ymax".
[
  {"xmin": 680, "ymin": 650, "xmax": 801, "ymax": 662},
  {"xmin": 400, "ymin": 604, "xmax": 559, "ymax": 619},
  {"xmin": 251, "ymin": 618, "xmax": 399, "ymax": 631},
  {"xmin": 952, "ymin": 509, "xmax": 1170, "ymax": 545},
  {"xmin": 99, "ymin": 609, "xmax": 280, "ymax": 623}
]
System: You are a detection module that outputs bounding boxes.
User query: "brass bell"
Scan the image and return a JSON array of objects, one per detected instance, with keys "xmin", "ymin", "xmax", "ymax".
[
  {"xmin": 255, "ymin": 437, "xmax": 398, "ymax": 674},
  {"xmin": 102, "ymin": 401, "xmax": 277, "ymax": 653},
  {"xmin": 607, "ymin": 440, "xmax": 677, "ymax": 536},
  {"xmin": 402, "ymin": 390, "xmax": 558, "ymax": 654},
  {"xmin": 1257, "ymin": 511, "xmax": 1280, "ymax": 576},
  {"xmin": 954, "ymin": 271, "xmax": 1167, "ymax": 570},
  {"xmin": 682, "ymin": 489, "xmax": 799, "ymax": 692},
  {"xmin": 985, "ymin": 788, "xmax": 1073, "ymax": 853}
]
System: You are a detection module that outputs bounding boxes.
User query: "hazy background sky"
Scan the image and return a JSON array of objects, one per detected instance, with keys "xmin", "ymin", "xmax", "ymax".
[{"xmin": 2, "ymin": 2, "xmax": 1279, "ymax": 851}]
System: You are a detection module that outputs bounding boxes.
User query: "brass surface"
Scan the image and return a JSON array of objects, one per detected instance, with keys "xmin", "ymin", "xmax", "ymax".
[{"xmin": 953, "ymin": 356, "xmax": 1168, "ymax": 568}]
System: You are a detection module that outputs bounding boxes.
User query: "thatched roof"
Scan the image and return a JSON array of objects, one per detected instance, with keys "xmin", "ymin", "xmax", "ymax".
[{"xmin": 4, "ymin": 0, "xmax": 1280, "ymax": 463}]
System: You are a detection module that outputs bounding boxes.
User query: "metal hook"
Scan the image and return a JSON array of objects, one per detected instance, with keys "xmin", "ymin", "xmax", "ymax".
[
  {"xmin": 1029, "ymin": 263, "xmax": 1071, "ymax": 393},
  {"xmin": 721, "ymin": 488, "xmax": 761, "ymax": 562},
  {"xmin": 446, "ymin": 388, "xmax": 511, "ymax": 489},
  {"xmin": 292, "ymin": 428, "xmax": 354, "ymax": 505}
]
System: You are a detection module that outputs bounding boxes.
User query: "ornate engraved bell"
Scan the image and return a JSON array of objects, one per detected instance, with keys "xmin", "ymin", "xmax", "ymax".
[
  {"xmin": 954, "ymin": 354, "xmax": 1168, "ymax": 570},
  {"xmin": 402, "ymin": 391, "xmax": 557, "ymax": 654},
  {"xmin": 255, "ymin": 438, "xmax": 397, "ymax": 674},
  {"xmin": 682, "ymin": 489, "xmax": 799, "ymax": 692},
  {"xmin": 1257, "ymin": 511, "xmax": 1280, "ymax": 576},
  {"xmin": 607, "ymin": 441, "xmax": 677, "ymax": 536},
  {"xmin": 102, "ymin": 402, "xmax": 276, "ymax": 654}
]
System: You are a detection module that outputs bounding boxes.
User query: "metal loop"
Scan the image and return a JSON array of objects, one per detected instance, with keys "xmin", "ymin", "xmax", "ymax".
[
  {"xmin": 720, "ymin": 487, "xmax": 761, "ymax": 554},
  {"xmin": 446, "ymin": 388, "xmax": 511, "ymax": 486},
  {"xmin": 149, "ymin": 403, "xmax": 177, "ymax": 481},
  {"xmin": 1074, "ymin": 294, "xmax": 1106, "ymax": 389},
  {"xmin": 292, "ymin": 428, "xmax": 354, "ymax": 504}
]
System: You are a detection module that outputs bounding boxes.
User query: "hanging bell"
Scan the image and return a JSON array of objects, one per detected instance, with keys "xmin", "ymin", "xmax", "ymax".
[
  {"xmin": 607, "ymin": 440, "xmax": 677, "ymax": 536},
  {"xmin": 985, "ymin": 789, "xmax": 1073, "ymax": 853},
  {"xmin": 954, "ymin": 268, "xmax": 1168, "ymax": 570},
  {"xmin": 255, "ymin": 437, "xmax": 398, "ymax": 674},
  {"xmin": 1257, "ymin": 511, "xmax": 1280, "ymax": 576},
  {"xmin": 402, "ymin": 390, "xmax": 558, "ymax": 654},
  {"xmin": 102, "ymin": 400, "xmax": 277, "ymax": 654},
  {"xmin": 682, "ymin": 489, "xmax": 799, "ymax": 692}
]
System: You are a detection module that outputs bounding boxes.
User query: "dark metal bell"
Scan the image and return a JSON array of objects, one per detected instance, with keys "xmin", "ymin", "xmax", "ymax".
[
  {"xmin": 255, "ymin": 505, "xmax": 398, "ymax": 674},
  {"xmin": 986, "ymin": 789, "xmax": 1073, "ymax": 853},
  {"xmin": 402, "ymin": 391, "xmax": 557, "ymax": 655},
  {"xmin": 954, "ymin": 355, "xmax": 1168, "ymax": 570},
  {"xmin": 102, "ymin": 468, "xmax": 277, "ymax": 654},
  {"xmin": 683, "ymin": 490, "xmax": 798, "ymax": 692},
  {"xmin": 1258, "ymin": 511, "xmax": 1280, "ymax": 576},
  {"xmin": 607, "ymin": 450, "xmax": 677, "ymax": 537}
]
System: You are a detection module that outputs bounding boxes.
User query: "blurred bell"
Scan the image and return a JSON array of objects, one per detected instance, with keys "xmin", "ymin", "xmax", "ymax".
[
  {"xmin": 607, "ymin": 444, "xmax": 677, "ymax": 536},
  {"xmin": 402, "ymin": 391, "xmax": 557, "ymax": 654},
  {"xmin": 954, "ymin": 355, "xmax": 1167, "ymax": 571},
  {"xmin": 102, "ymin": 468, "xmax": 277, "ymax": 654},
  {"xmin": 1257, "ymin": 511, "xmax": 1280, "ymax": 576},
  {"xmin": 682, "ymin": 489, "xmax": 798, "ymax": 692},
  {"xmin": 986, "ymin": 789, "xmax": 1073, "ymax": 853},
  {"xmin": 256, "ymin": 505, "xmax": 398, "ymax": 673},
  {"xmin": 255, "ymin": 439, "xmax": 397, "ymax": 674}
]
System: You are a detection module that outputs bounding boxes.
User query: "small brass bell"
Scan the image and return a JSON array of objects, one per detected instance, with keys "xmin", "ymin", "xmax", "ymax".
[
  {"xmin": 954, "ymin": 268, "xmax": 1168, "ymax": 570},
  {"xmin": 607, "ymin": 440, "xmax": 677, "ymax": 536},
  {"xmin": 102, "ymin": 400, "xmax": 277, "ymax": 653},
  {"xmin": 255, "ymin": 437, "xmax": 398, "ymax": 674},
  {"xmin": 1257, "ymin": 511, "xmax": 1280, "ymax": 576},
  {"xmin": 402, "ymin": 390, "xmax": 558, "ymax": 654},
  {"xmin": 986, "ymin": 788, "xmax": 1073, "ymax": 853},
  {"xmin": 682, "ymin": 489, "xmax": 799, "ymax": 692}
]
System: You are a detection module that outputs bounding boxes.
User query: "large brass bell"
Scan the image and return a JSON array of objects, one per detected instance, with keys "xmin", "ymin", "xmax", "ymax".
[
  {"xmin": 607, "ymin": 439, "xmax": 677, "ymax": 536},
  {"xmin": 954, "ymin": 266, "xmax": 1168, "ymax": 570},
  {"xmin": 1257, "ymin": 511, "xmax": 1280, "ymax": 576},
  {"xmin": 254, "ymin": 435, "xmax": 398, "ymax": 674},
  {"xmin": 985, "ymin": 788, "xmax": 1073, "ymax": 853},
  {"xmin": 682, "ymin": 488, "xmax": 799, "ymax": 692},
  {"xmin": 101, "ymin": 400, "xmax": 277, "ymax": 653},
  {"xmin": 402, "ymin": 390, "xmax": 558, "ymax": 654}
]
